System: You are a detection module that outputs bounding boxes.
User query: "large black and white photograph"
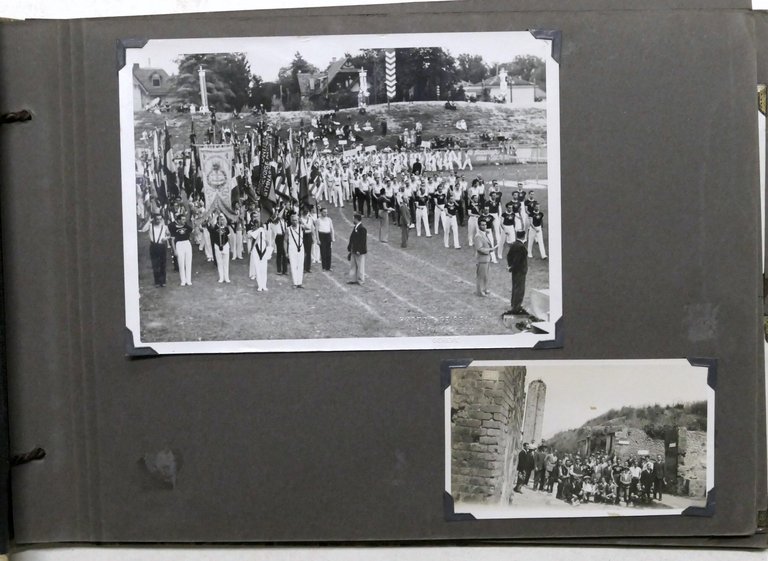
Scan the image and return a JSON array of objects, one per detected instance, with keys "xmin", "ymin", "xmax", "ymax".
[
  {"xmin": 445, "ymin": 360, "xmax": 714, "ymax": 518},
  {"xmin": 119, "ymin": 32, "xmax": 562, "ymax": 353}
]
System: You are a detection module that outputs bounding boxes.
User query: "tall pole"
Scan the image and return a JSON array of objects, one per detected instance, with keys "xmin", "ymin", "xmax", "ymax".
[{"xmin": 198, "ymin": 65, "xmax": 209, "ymax": 113}]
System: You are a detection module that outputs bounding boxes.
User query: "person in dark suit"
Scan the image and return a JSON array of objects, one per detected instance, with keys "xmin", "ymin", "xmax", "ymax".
[
  {"xmin": 514, "ymin": 442, "xmax": 532, "ymax": 493},
  {"xmin": 652, "ymin": 454, "xmax": 666, "ymax": 500},
  {"xmin": 347, "ymin": 213, "xmax": 367, "ymax": 285},
  {"xmin": 506, "ymin": 230, "xmax": 529, "ymax": 314},
  {"xmin": 398, "ymin": 189, "xmax": 412, "ymax": 248},
  {"xmin": 533, "ymin": 445, "xmax": 548, "ymax": 491}
]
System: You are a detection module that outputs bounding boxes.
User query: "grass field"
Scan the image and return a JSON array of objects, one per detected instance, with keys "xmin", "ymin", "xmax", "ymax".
[
  {"xmin": 134, "ymin": 100, "xmax": 547, "ymax": 154},
  {"xmin": 136, "ymin": 164, "xmax": 551, "ymax": 343}
]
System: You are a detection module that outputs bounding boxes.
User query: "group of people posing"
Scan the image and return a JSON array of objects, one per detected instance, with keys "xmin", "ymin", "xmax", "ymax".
[{"xmin": 515, "ymin": 443, "xmax": 668, "ymax": 508}]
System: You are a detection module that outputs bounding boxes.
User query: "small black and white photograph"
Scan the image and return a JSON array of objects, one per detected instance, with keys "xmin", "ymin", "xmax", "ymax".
[
  {"xmin": 445, "ymin": 360, "xmax": 714, "ymax": 519},
  {"xmin": 119, "ymin": 31, "xmax": 561, "ymax": 353}
]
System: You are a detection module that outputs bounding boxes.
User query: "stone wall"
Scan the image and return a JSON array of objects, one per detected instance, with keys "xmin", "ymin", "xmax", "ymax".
[
  {"xmin": 674, "ymin": 429, "xmax": 708, "ymax": 497},
  {"xmin": 451, "ymin": 366, "xmax": 527, "ymax": 505},
  {"xmin": 613, "ymin": 428, "xmax": 665, "ymax": 459}
]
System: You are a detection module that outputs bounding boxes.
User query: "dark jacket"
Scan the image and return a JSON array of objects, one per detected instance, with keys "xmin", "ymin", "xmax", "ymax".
[
  {"xmin": 506, "ymin": 239, "xmax": 528, "ymax": 275},
  {"xmin": 348, "ymin": 223, "xmax": 368, "ymax": 255}
]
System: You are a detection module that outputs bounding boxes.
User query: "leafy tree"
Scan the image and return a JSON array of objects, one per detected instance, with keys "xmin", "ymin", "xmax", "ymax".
[
  {"xmin": 456, "ymin": 53, "xmax": 488, "ymax": 84},
  {"xmin": 395, "ymin": 47, "xmax": 457, "ymax": 101},
  {"xmin": 505, "ymin": 55, "xmax": 546, "ymax": 89},
  {"xmin": 248, "ymin": 75, "xmax": 278, "ymax": 111},
  {"xmin": 174, "ymin": 53, "xmax": 252, "ymax": 111}
]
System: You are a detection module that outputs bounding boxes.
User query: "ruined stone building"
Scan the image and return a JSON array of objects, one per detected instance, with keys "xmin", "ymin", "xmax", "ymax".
[
  {"xmin": 451, "ymin": 366, "xmax": 527, "ymax": 505},
  {"xmin": 522, "ymin": 380, "xmax": 547, "ymax": 446},
  {"xmin": 575, "ymin": 425, "xmax": 708, "ymax": 498}
]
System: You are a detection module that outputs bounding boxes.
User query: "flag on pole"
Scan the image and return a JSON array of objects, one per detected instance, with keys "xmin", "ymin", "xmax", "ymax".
[{"xmin": 163, "ymin": 123, "xmax": 179, "ymax": 199}]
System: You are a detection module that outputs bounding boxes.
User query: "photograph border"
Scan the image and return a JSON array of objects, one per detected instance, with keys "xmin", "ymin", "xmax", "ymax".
[
  {"xmin": 443, "ymin": 358, "xmax": 716, "ymax": 520},
  {"xmin": 119, "ymin": 31, "xmax": 563, "ymax": 354}
]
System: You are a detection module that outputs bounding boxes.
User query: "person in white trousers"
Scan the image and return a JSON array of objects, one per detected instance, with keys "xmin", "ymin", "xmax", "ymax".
[
  {"xmin": 466, "ymin": 195, "xmax": 481, "ymax": 247},
  {"xmin": 169, "ymin": 213, "xmax": 194, "ymax": 286},
  {"xmin": 432, "ymin": 184, "xmax": 447, "ymax": 236},
  {"xmin": 285, "ymin": 213, "xmax": 305, "ymax": 288},
  {"xmin": 414, "ymin": 187, "xmax": 431, "ymax": 237},
  {"xmin": 527, "ymin": 204, "xmax": 548, "ymax": 260},
  {"xmin": 443, "ymin": 197, "xmax": 461, "ymax": 249},
  {"xmin": 248, "ymin": 220, "xmax": 272, "ymax": 291},
  {"xmin": 207, "ymin": 214, "xmax": 233, "ymax": 283}
]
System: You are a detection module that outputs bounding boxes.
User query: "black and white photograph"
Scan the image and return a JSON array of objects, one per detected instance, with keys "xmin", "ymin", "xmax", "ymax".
[
  {"xmin": 119, "ymin": 32, "xmax": 562, "ymax": 353},
  {"xmin": 445, "ymin": 360, "xmax": 714, "ymax": 519}
]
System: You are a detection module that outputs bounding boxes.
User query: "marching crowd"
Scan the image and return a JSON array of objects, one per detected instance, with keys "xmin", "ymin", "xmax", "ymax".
[
  {"xmin": 513, "ymin": 443, "xmax": 668, "ymax": 507},
  {"xmin": 137, "ymin": 139, "xmax": 548, "ymax": 313}
]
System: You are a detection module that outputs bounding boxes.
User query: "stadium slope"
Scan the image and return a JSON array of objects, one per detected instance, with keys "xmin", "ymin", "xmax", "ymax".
[{"xmin": 133, "ymin": 100, "xmax": 547, "ymax": 154}]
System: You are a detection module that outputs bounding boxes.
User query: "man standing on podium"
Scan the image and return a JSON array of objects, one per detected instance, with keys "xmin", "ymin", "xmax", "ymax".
[
  {"xmin": 506, "ymin": 230, "xmax": 529, "ymax": 315},
  {"xmin": 347, "ymin": 213, "xmax": 367, "ymax": 285}
]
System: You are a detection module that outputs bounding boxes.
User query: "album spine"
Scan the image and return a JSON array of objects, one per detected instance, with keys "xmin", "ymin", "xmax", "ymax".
[
  {"xmin": 0, "ymin": 109, "xmax": 16, "ymax": 555},
  {"xmin": 0, "ymin": 19, "xmax": 97, "ymax": 544}
]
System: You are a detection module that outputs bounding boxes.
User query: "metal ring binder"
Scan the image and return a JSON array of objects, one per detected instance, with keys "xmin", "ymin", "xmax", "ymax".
[
  {"xmin": 10, "ymin": 447, "xmax": 46, "ymax": 467},
  {"xmin": 0, "ymin": 110, "xmax": 32, "ymax": 124}
]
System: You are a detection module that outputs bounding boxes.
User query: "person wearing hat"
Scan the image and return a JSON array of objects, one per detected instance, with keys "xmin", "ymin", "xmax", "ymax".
[{"xmin": 141, "ymin": 213, "xmax": 170, "ymax": 287}]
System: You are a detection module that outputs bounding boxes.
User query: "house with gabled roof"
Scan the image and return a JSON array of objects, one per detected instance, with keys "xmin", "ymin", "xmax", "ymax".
[
  {"xmin": 297, "ymin": 56, "xmax": 361, "ymax": 109},
  {"xmin": 133, "ymin": 63, "xmax": 172, "ymax": 111}
]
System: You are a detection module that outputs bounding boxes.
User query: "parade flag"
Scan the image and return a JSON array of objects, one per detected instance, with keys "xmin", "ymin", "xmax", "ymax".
[
  {"xmin": 274, "ymin": 176, "xmax": 289, "ymax": 200},
  {"xmin": 298, "ymin": 151, "xmax": 309, "ymax": 202},
  {"xmin": 309, "ymin": 176, "xmax": 322, "ymax": 200},
  {"xmin": 162, "ymin": 123, "xmax": 179, "ymax": 199},
  {"xmin": 199, "ymin": 143, "xmax": 237, "ymax": 220},
  {"xmin": 256, "ymin": 128, "xmax": 273, "ymax": 198}
]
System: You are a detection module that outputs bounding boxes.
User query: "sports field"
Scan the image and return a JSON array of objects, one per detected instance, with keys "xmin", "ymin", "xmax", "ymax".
[{"xmin": 136, "ymin": 163, "xmax": 550, "ymax": 343}]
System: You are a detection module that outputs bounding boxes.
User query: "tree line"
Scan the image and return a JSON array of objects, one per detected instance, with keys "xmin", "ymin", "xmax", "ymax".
[{"xmin": 168, "ymin": 50, "xmax": 546, "ymax": 112}]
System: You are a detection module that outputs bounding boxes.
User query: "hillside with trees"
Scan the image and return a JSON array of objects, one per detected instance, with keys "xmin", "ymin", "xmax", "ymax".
[{"xmin": 545, "ymin": 401, "xmax": 707, "ymax": 454}]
